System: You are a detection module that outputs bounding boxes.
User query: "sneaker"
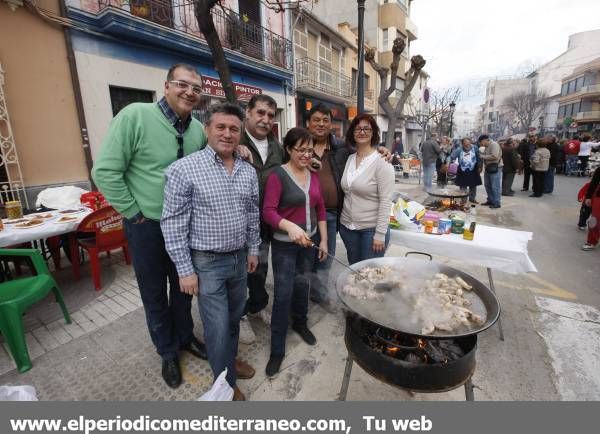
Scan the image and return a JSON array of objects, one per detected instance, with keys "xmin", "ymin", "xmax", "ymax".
[
  {"xmin": 239, "ymin": 316, "xmax": 256, "ymax": 345},
  {"xmin": 581, "ymin": 243, "xmax": 596, "ymax": 251},
  {"xmin": 578, "ymin": 226, "xmax": 587, "ymax": 231},
  {"xmin": 249, "ymin": 309, "xmax": 271, "ymax": 326}
]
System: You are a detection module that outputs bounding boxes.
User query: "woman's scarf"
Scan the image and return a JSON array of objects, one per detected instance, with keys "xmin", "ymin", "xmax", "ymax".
[{"xmin": 459, "ymin": 147, "xmax": 477, "ymax": 172}]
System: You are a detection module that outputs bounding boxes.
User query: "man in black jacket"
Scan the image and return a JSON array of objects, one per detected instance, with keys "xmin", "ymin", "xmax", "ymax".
[
  {"xmin": 518, "ymin": 133, "xmax": 537, "ymax": 191},
  {"xmin": 240, "ymin": 94, "xmax": 285, "ymax": 342},
  {"xmin": 544, "ymin": 136, "xmax": 559, "ymax": 194},
  {"xmin": 502, "ymin": 138, "xmax": 520, "ymax": 196}
]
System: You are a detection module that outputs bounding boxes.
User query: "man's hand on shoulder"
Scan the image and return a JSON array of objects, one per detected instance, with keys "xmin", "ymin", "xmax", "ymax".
[
  {"xmin": 377, "ymin": 146, "xmax": 393, "ymax": 162},
  {"xmin": 237, "ymin": 145, "xmax": 254, "ymax": 163},
  {"xmin": 179, "ymin": 273, "xmax": 199, "ymax": 295}
]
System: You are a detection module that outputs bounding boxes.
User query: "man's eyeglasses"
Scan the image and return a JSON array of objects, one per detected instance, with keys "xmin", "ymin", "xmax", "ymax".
[
  {"xmin": 354, "ymin": 127, "xmax": 373, "ymax": 134},
  {"xmin": 292, "ymin": 147, "xmax": 314, "ymax": 156},
  {"xmin": 176, "ymin": 135, "xmax": 184, "ymax": 159},
  {"xmin": 169, "ymin": 80, "xmax": 202, "ymax": 95}
]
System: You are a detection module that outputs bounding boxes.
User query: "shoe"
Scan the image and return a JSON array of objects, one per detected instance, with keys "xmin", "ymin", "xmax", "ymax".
[
  {"xmin": 235, "ymin": 358, "xmax": 255, "ymax": 379},
  {"xmin": 481, "ymin": 201, "xmax": 492, "ymax": 206},
  {"xmin": 292, "ymin": 323, "xmax": 317, "ymax": 345},
  {"xmin": 528, "ymin": 194, "xmax": 541, "ymax": 198},
  {"xmin": 249, "ymin": 309, "xmax": 271, "ymax": 326},
  {"xmin": 490, "ymin": 204, "xmax": 501, "ymax": 209},
  {"xmin": 162, "ymin": 358, "xmax": 182, "ymax": 389},
  {"xmin": 239, "ymin": 316, "xmax": 256, "ymax": 345},
  {"xmin": 581, "ymin": 243, "xmax": 596, "ymax": 251},
  {"xmin": 521, "ymin": 188, "xmax": 528, "ymax": 192},
  {"xmin": 232, "ymin": 386, "xmax": 246, "ymax": 401},
  {"xmin": 265, "ymin": 355, "xmax": 284, "ymax": 377},
  {"xmin": 502, "ymin": 192, "xmax": 514, "ymax": 197},
  {"xmin": 470, "ymin": 199, "xmax": 479, "ymax": 204},
  {"xmin": 181, "ymin": 337, "xmax": 207, "ymax": 360},
  {"xmin": 578, "ymin": 226, "xmax": 587, "ymax": 231}
]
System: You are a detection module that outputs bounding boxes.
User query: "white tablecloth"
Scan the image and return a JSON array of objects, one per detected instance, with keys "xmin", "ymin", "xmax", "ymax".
[
  {"xmin": 390, "ymin": 224, "xmax": 537, "ymax": 274},
  {"xmin": 0, "ymin": 211, "xmax": 90, "ymax": 248}
]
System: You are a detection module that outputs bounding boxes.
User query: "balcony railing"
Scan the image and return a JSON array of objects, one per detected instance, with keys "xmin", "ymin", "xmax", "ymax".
[
  {"xmin": 575, "ymin": 110, "xmax": 600, "ymax": 121},
  {"xmin": 295, "ymin": 57, "xmax": 352, "ymax": 99},
  {"xmin": 96, "ymin": 0, "xmax": 292, "ymax": 69}
]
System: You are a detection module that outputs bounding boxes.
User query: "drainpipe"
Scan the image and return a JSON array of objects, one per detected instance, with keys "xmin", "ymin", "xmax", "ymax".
[{"xmin": 59, "ymin": 0, "xmax": 95, "ymax": 189}]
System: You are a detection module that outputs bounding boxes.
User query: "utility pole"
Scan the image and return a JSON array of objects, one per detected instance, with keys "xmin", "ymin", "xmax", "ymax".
[{"xmin": 357, "ymin": 0, "xmax": 365, "ymax": 114}]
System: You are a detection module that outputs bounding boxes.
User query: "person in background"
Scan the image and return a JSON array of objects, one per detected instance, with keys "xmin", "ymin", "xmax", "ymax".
[
  {"xmin": 502, "ymin": 138, "xmax": 520, "ymax": 196},
  {"xmin": 448, "ymin": 137, "xmax": 481, "ymax": 203},
  {"xmin": 578, "ymin": 133, "xmax": 600, "ymax": 175},
  {"xmin": 262, "ymin": 127, "xmax": 327, "ymax": 377},
  {"xmin": 339, "ymin": 114, "xmax": 395, "ymax": 264},
  {"xmin": 392, "ymin": 136, "xmax": 404, "ymax": 155},
  {"xmin": 543, "ymin": 136, "xmax": 560, "ymax": 194},
  {"xmin": 436, "ymin": 136, "xmax": 451, "ymax": 188},
  {"xmin": 530, "ymin": 138, "xmax": 551, "ymax": 198},
  {"xmin": 581, "ymin": 167, "xmax": 600, "ymax": 251},
  {"xmin": 420, "ymin": 133, "xmax": 441, "ymax": 192},
  {"xmin": 238, "ymin": 94, "xmax": 285, "ymax": 344},
  {"xmin": 161, "ymin": 103, "xmax": 260, "ymax": 401},
  {"xmin": 578, "ymin": 180, "xmax": 592, "ymax": 231},
  {"xmin": 518, "ymin": 133, "xmax": 537, "ymax": 191},
  {"xmin": 564, "ymin": 135, "xmax": 581, "ymax": 176},
  {"xmin": 92, "ymin": 63, "xmax": 208, "ymax": 389},
  {"xmin": 479, "ymin": 135, "xmax": 503, "ymax": 208}
]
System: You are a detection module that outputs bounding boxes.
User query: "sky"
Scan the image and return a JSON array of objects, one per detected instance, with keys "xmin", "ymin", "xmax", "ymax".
[{"xmin": 410, "ymin": 0, "xmax": 600, "ymax": 110}]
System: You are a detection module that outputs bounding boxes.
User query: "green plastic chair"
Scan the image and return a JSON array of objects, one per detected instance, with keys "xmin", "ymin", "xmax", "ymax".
[{"xmin": 0, "ymin": 248, "xmax": 71, "ymax": 373}]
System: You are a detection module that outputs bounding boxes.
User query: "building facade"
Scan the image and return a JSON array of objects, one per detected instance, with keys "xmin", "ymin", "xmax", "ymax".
[
  {"xmin": 0, "ymin": 0, "xmax": 90, "ymax": 207},
  {"xmin": 557, "ymin": 57, "xmax": 600, "ymax": 137},
  {"xmin": 310, "ymin": 0, "xmax": 419, "ymax": 145}
]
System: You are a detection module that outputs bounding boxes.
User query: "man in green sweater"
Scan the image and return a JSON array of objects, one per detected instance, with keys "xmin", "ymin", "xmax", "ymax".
[{"xmin": 92, "ymin": 64, "xmax": 209, "ymax": 389}]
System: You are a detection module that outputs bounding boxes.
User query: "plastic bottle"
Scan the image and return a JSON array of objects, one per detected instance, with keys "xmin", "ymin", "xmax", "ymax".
[{"xmin": 463, "ymin": 204, "xmax": 477, "ymax": 240}]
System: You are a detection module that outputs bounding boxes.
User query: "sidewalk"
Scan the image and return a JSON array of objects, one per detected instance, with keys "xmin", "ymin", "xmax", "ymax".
[{"xmin": 0, "ymin": 180, "xmax": 591, "ymax": 400}]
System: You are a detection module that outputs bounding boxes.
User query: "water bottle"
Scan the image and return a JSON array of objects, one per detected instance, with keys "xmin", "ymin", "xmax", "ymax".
[{"xmin": 463, "ymin": 205, "xmax": 477, "ymax": 240}]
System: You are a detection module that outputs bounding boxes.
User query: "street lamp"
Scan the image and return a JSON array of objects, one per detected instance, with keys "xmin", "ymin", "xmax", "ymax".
[
  {"xmin": 357, "ymin": 0, "xmax": 366, "ymax": 114},
  {"xmin": 449, "ymin": 101, "xmax": 456, "ymax": 138}
]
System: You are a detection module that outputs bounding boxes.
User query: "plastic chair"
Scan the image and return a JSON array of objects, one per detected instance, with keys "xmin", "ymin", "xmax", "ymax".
[
  {"xmin": 73, "ymin": 206, "xmax": 131, "ymax": 291},
  {"xmin": 0, "ymin": 248, "xmax": 71, "ymax": 373}
]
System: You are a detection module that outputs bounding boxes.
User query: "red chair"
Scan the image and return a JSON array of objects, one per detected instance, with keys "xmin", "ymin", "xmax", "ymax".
[{"xmin": 71, "ymin": 206, "xmax": 131, "ymax": 291}]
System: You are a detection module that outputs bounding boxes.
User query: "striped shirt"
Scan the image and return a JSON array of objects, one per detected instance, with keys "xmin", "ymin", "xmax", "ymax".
[{"xmin": 161, "ymin": 146, "xmax": 261, "ymax": 277}]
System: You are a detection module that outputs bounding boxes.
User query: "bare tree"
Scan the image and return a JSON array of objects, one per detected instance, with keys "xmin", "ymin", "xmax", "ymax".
[
  {"xmin": 429, "ymin": 87, "xmax": 461, "ymax": 136},
  {"xmin": 502, "ymin": 90, "xmax": 547, "ymax": 133},
  {"xmin": 366, "ymin": 38, "xmax": 426, "ymax": 148}
]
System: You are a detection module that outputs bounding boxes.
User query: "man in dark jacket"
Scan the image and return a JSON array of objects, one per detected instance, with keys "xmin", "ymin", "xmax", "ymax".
[
  {"xmin": 240, "ymin": 94, "xmax": 285, "ymax": 342},
  {"xmin": 518, "ymin": 133, "xmax": 537, "ymax": 191},
  {"xmin": 502, "ymin": 138, "xmax": 520, "ymax": 196},
  {"xmin": 306, "ymin": 104, "xmax": 348, "ymax": 311},
  {"xmin": 544, "ymin": 136, "xmax": 559, "ymax": 194}
]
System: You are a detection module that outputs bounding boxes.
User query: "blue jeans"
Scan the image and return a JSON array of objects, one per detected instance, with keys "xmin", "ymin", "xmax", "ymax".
[
  {"xmin": 484, "ymin": 170, "xmax": 502, "ymax": 207},
  {"xmin": 339, "ymin": 225, "xmax": 390, "ymax": 265},
  {"xmin": 270, "ymin": 238, "xmax": 316, "ymax": 357},
  {"xmin": 123, "ymin": 218, "xmax": 194, "ymax": 361},
  {"xmin": 423, "ymin": 162, "xmax": 436, "ymax": 191},
  {"xmin": 544, "ymin": 167, "xmax": 555, "ymax": 193},
  {"xmin": 310, "ymin": 210, "xmax": 338, "ymax": 302},
  {"xmin": 192, "ymin": 249, "xmax": 247, "ymax": 387},
  {"xmin": 245, "ymin": 223, "xmax": 270, "ymax": 314}
]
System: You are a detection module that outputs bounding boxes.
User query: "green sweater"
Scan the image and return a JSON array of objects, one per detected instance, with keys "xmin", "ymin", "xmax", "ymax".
[{"xmin": 92, "ymin": 103, "xmax": 207, "ymax": 220}]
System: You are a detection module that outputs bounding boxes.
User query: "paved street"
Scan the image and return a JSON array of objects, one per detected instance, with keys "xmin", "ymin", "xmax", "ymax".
[{"xmin": 0, "ymin": 173, "xmax": 598, "ymax": 401}]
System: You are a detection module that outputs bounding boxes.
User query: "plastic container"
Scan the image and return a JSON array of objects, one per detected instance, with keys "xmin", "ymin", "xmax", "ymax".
[
  {"xmin": 451, "ymin": 218, "xmax": 465, "ymax": 234},
  {"xmin": 439, "ymin": 218, "xmax": 452, "ymax": 234},
  {"xmin": 5, "ymin": 201, "xmax": 23, "ymax": 220}
]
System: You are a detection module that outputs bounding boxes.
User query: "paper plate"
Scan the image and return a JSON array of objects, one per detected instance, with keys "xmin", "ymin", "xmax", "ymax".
[
  {"xmin": 58, "ymin": 208, "xmax": 87, "ymax": 215},
  {"xmin": 14, "ymin": 222, "xmax": 45, "ymax": 229}
]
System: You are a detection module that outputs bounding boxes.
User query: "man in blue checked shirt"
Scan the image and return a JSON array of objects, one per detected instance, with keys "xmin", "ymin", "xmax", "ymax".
[{"xmin": 161, "ymin": 103, "xmax": 260, "ymax": 401}]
